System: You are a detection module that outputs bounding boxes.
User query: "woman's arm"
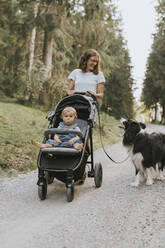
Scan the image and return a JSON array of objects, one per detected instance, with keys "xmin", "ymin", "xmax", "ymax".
[
  {"xmin": 67, "ymin": 79, "xmax": 75, "ymax": 95},
  {"xmin": 96, "ymin": 82, "xmax": 104, "ymax": 99},
  {"xmin": 86, "ymin": 83, "xmax": 104, "ymax": 99}
]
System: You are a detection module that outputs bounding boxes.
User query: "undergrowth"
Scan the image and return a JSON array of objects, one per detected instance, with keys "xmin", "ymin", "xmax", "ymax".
[{"xmin": 0, "ymin": 102, "xmax": 122, "ymax": 176}]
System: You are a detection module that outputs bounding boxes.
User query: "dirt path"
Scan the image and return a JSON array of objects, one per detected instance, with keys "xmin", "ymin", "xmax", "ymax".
[{"xmin": 0, "ymin": 124, "xmax": 165, "ymax": 248}]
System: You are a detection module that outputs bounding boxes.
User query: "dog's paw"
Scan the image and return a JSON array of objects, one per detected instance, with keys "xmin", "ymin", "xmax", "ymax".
[
  {"xmin": 130, "ymin": 182, "xmax": 139, "ymax": 187},
  {"xmin": 157, "ymin": 175, "xmax": 165, "ymax": 181},
  {"xmin": 139, "ymin": 175, "xmax": 146, "ymax": 183},
  {"xmin": 157, "ymin": 171, "xmax": 165, "ymax": 181},
  {"xmin": 146, "ymin": 180, "xmax": 153, "ymax": 186}
]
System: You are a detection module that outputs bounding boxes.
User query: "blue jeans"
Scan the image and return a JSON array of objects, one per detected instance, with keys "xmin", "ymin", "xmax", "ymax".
[{"xmin": 46, "ymin": 138, "xmax": 82, "ymax": 147}]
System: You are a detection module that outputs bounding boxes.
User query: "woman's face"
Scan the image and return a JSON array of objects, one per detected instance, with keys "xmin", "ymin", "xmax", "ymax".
[{"xmin": 86, "ymin": 56, "xmax": 99, "ymax": 72}]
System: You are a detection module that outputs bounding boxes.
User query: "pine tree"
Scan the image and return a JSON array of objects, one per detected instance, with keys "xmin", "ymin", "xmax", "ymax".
[
  {"xmin": 142, "ymin": 0, "xmax": 165, "ymax": 122},
  {"xmin": 0, "ymin": 0, "xmax": 30, "ymax": 97},
  {"xmin": 103, "ymin": 30, "xmax": 134, "ymax": 119},
  {"xmin": 0, "ymin": 0, "xmax": 134, "ymax": 118}
]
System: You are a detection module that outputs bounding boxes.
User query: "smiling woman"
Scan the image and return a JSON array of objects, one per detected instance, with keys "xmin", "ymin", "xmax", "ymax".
[{"xmin": 67, "ymin": 49, "xmax": 105, "ymax": 99}]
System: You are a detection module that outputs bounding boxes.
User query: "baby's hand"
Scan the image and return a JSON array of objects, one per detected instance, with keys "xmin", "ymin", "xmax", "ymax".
[
  {"xmin": 54, "ymin": 136, "xmax": 62, "ymax": 144},
  {"xmin": 56, "ymin": 139, "xmax": 62, "ymax": 144},
  {"xmin": 67, "ymin": 138, "xmax": 76, "ymax": 145}
]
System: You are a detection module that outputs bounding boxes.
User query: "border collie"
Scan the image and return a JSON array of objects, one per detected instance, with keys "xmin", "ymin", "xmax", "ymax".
[{"xmin": 121, "ymin": 119, "xmax": 165, "ymax": 186}]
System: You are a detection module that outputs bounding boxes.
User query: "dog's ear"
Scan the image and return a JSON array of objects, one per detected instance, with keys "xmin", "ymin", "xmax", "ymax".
[
  {"xmin": 120, "ymin": 118, "xmax": 126, "ymax": 123},
  {"xmin": 123, "ymin": 121, "xmax": 127, "ymax": 126},
  {"xmin": 122, "ymin": 120, "xmax": 129, "ymax": 129},
  {"xmin": 140, "ymin": 122, "xmax": 146, "ymax": 129}
]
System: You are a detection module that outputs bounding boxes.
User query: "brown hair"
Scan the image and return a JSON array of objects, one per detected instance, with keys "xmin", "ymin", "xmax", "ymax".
[
  {"xmin": 78, "ymin": 49, "xmax": 100, "ymax": 75},
  {"xmin": 61, "ymin": 107, "xmax": 77, "ymax": 119}
]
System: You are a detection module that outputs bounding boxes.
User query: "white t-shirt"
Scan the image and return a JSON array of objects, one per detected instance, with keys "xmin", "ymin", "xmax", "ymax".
[{"xmin": 68, "ymin": 69, "xmax": 105, "ymax": 94}]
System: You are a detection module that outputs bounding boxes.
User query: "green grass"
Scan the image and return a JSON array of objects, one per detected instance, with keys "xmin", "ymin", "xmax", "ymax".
[
  {"xmin": 0, "ymin": 101, "xmax": 122, "ymax": 176},
  {"xmin": 0, "ymin": 102, "xmax": 48, "ymax": 175},
  {"xmin": 93, "ymin": 112, "xmax": 123, "ymax": 150}
]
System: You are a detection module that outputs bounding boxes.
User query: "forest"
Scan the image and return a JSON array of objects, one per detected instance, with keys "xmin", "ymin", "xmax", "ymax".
[
  {"xmin": 1, "ymin": 0, "xmax": 165, "ymax": 122},
  {"xmin": 142, "ymin": 0, "xmax": 165, "ymax": 123},
  {"xmin": 0, "ymin": 0, "xmax": 165, "ymax": 175},
  {"xmin": 0, "ymin": 0, "xmax": 134, "ymax": 119}
]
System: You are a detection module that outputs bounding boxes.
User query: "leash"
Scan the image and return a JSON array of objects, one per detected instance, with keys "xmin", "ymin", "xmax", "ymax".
[{"xmin": 96, "ymin": 102, "xmax": 130, "ymax": 164}]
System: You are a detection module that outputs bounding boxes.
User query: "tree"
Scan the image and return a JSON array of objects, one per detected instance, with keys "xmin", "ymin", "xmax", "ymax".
[
  {"xmin": 0, "ymin": 0, "xmax": 134, "ymax": 119},
  {"xmin": 142, "ymin": 0, "xmax": 165, "ymax": 122},
  {"xmin": 0, "ymin": 0, "xmax": 30, "ymax": 97},
  {"xmin": 103, "ymin": 33, "xmax": 134, "ymax": 119},
  {"xmin": 28, "ymin": 0, "xmax": 40, "ymax": 79}
]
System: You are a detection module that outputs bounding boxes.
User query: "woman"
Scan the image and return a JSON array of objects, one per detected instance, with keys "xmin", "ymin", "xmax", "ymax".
[{"xmin": 67, "ymin": 49, "xmax": 105, "ymax": 99}]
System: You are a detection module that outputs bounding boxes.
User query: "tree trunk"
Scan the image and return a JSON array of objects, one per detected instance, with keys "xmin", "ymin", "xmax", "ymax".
[
  {"xmin": 43, "ymin": 30, "xmax": 53, "ymax": 79},
  {"xmin": 154, "ymin": 103, "xmax": 158, "ymax": 122},
  {"xmin": 28, "ymin": 1, "xmax": 39, "ymax": 79},
  {"xmin": 161, "ymin": 105, "xmax": 165, "ymax": 124},
  {"xmin": 41, "ymin": 2, "xmax": 58, "ymax": 106},
  {"xmin": 41, "ymin": 29, "xmax": 54, "ymax": 106}
]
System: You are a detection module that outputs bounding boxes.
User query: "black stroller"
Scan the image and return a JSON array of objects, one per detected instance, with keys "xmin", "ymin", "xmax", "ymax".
[{"xmin": 37, "ymin": 94, "xmax": 103, "ymax": 202}]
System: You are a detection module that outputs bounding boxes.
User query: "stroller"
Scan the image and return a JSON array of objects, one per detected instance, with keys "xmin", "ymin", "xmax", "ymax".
[{"xmin": 37, "ymin": 94, "xmax": 103, "ymax": 202}]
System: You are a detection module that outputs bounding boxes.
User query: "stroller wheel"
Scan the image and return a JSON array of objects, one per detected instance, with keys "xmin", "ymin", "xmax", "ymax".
[
  {"xmin": 38, "ymin": 184, "xmax": 47, "ymax": 200},
  {"xmin": 45, "ymin": 171, "xmax": 54, "ymax": 184},
  {"xmin": 66, "ymin": 184, "xmax": 74, "ymax": 202},
  {"xmin": 94, "ymin": 163, "xmax": 103, "ymax": 188}
]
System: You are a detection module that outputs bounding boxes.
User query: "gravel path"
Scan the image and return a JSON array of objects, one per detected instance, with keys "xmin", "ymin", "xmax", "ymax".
[{"xmin": 0, "ymin": 124, "xmax": 165, "ymax": 248}]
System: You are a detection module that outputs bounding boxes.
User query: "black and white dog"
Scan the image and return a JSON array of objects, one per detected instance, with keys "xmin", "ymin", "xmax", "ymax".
[{"xmin": 121, "ymin": 119, "xmax": 165, "ymax": 186}]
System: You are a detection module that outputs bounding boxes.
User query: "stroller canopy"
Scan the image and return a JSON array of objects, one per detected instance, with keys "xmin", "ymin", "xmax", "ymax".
[{"xmin": 48, "ymin": 94, "xmax": 97, "ymax": 123}]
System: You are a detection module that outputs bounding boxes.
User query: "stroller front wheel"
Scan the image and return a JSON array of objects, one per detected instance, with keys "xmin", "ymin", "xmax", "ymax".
[
  {"xmin": 94, "ymin": 163, "xmax": 103, "ymax": 188},
  {"xmin": 66, "ymin": 184, "xmax": 74, "ymax": 202},
  {"xmin": 38, "ymin": 184, "xmax": 47, "ymax": 200},
  {"xmin": 45, "ymin": 171, "xmax": 54, "ymax": 184}
]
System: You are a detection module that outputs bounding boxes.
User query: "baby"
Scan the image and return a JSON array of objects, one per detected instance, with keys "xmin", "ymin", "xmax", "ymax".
[{"xmin": 34, "ymin": 107, "xmax": 83, "ymax": 150}]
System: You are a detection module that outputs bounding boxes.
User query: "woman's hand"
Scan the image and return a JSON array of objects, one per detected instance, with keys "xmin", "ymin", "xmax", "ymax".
[
  {"xmin": 68, "ymin": 89, "xmax": 75, "ymax": 96},
  {"xmin": 67, "ymin": 79, "xmax": 75, "ymax": 95},
  {"xmin": 85, "ymin": 83, "xmax": 104, "ymax": 99},
  {"xmin": 85, "ymin": 91, "xmax": 94, "ymax": 97}
]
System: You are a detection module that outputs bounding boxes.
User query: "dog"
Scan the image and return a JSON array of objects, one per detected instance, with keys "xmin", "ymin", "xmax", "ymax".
[{"xmin": 121, "ymin": 119, "xmax": 165, "ymax": 186}]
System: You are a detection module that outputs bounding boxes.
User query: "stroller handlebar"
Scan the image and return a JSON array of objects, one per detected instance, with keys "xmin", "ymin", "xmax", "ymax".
[
  {"xmin": 44, "ymin": 128, "xmax": 84, "ymax": 139},
  {"xmin": 74, "ymin": 92, "xmax": 97, "ymax": 102}
]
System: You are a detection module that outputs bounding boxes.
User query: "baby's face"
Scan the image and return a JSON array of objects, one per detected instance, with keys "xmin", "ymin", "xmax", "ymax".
[{"xmin": 62, "ymin": 111, "xmax": 76, "ymax": 126}]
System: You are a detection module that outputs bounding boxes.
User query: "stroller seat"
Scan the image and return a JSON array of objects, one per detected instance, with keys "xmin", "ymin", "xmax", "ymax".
[
  {"xmin": 74, "ymin": 119, "xmax": 88, "ymax": 137},
  {"xmin": 40, "ymin": 119, "xmax": 88, "ymax": 156}
]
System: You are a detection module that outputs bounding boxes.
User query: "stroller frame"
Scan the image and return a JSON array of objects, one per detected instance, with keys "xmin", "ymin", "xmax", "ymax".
[{"xmin": 37, "ymin": 94, "xmax": 103, "ymax": 202}]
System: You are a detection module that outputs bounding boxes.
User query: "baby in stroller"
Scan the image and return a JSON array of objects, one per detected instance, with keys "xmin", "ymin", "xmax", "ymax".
[
  {"xmin": 34, "ymin": 107, "xmax": 83, "ymax": 151},
  {"xmin": 36, "ymin": 94, "xmax": 103, "ymax": 202}
]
